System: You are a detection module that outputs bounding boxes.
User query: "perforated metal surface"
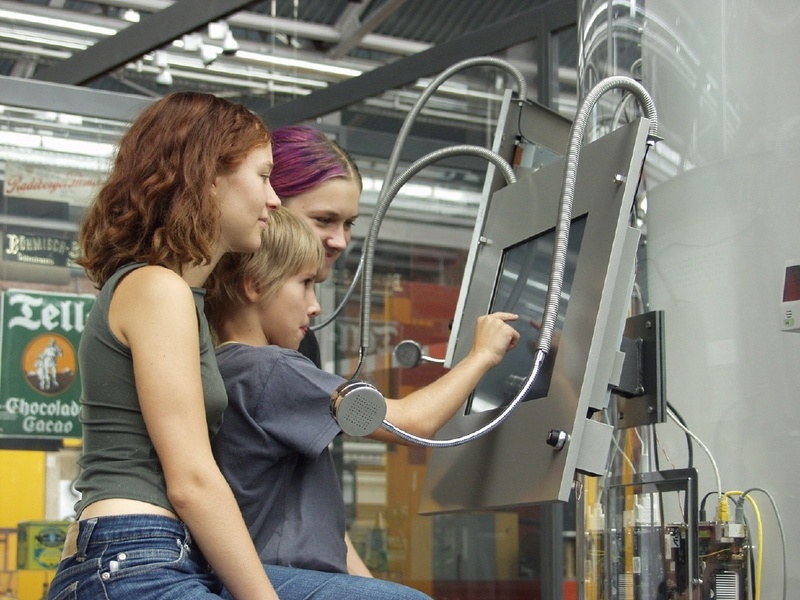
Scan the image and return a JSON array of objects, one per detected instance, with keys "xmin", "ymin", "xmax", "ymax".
[{"xmin": 331, "ymin": 382, "xmax": 386, "ymax": 437}]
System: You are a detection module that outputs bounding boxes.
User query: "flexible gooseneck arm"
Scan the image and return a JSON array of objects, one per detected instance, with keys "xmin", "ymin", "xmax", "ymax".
[
  {"xmin": 310, "ymin": 259, "xmax": 362, "ymax": 332},
  {"xmin": 377, "ymin": 76, "xmax": 658, "ymax": 448},
  {"xmin": 350, "ymin": 144, "xmax": 517, "ymax": 379},
  {"xmin": 313, "ymin": 57, "xmax": 527, "ymax": 333},
  {"xmin": 537, "ymin": 76, "xmax": 657, "ymax": 355}
]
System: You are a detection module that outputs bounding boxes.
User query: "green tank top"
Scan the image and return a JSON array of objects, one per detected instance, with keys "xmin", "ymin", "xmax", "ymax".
[{"xmin": 74, "ymin": 262, "xmax": 227, "ymax": 516}]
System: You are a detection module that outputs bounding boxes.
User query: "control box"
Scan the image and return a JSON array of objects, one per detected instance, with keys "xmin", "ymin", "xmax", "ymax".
[{"xmin": 780, "ymin": 260, "xmax": 800, "ymax": 332}]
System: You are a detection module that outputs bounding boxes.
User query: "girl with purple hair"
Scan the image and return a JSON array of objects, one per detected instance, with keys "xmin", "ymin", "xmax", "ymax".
[
  {"xmin": 269, "ymin": 125, "xmax": 361, "ymax": 367},
  {"xmin": 270, "ymin": 124, "xmax": 360, "ymax": 284}
]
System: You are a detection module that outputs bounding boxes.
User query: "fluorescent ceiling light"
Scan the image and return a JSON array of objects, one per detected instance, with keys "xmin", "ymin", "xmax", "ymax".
[
  {"xmin": 154, "ymin": 67, "xmax": 314, "ymax": 96},
  {"xmin": 360, "ymin": 177, "xmax": 478, "ymax": 205},
  {"xmin": 0, "ymin": 40, "xmax": 71, "ymax": 59},
  {"xmin": 0, "ymin": 27, "xmax": 92, "ymax": 51},
  {"xmin": 0, "ymin": 131, "xmax": 41, "ymax": 149},
  {"xmin": 0, "ymin": 9, "xmax": 117, "ymax": 36},
  {"xmin": 161, "ymin": 54, "xmax": 328, "ymax": 89},
  {"xmin": 0, "ymin": 130, "xmax": 114, "ymax": 157},
  {"xmin": 414, "ymin": 79, "xmax": 505, "ymax": 102},
  {"xmin": 361, "ymin": 177, "xmax": 382, "ymax": 192},
  {"xmin": 40, "ymin": 136, "xmax": 115, "ymax": 157},
  {"xmin": 402, "ymin": 183, "xmax": 433, "ymax": 198},
  {"xmin": 433, "ymin": 188, "xmax": 467, "ymax": 202},
  {"xmin": 58, "ymin": 114, "xmax": 83, "ymax": 126},
  {"xmin": 236, "ymin": 50, "xmax": 362, "ymax": 78},
  {"xmin": 0, "ymin": 148, "xmax": 111, "ymax": 172}
]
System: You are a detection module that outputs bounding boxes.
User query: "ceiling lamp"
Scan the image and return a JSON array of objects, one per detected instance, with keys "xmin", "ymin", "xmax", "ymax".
[
  {"xmin": 153, "ymin": 49, "xmax": 169, "ymax": 69},
  {"xmin": 200, "ymin": 44, "xmax": 218, "ymax": 66},
  {"xmin": 122, "ymin": 9, "xmax": 140, "ymax": 23},
  {"xmin": 207, "ymin": 21, "xmax": 228, "ymax": 40},
  {"xmin": 221, "ymin": 29, "xmax": 239, "ymax": 55},
  {"xmin": 207, "ymin": 20, "xmax": 238, "ymax": 56},
  {"xmin": 155, "ymin": 66, "xmax": 173, "ymax": 86},
  {"xmin": 181, "ymin": 32, "xmax": 203, "ymax": 52}
]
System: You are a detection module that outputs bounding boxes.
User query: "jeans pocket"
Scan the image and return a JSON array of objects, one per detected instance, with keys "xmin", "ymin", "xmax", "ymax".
[{"xmin": 100, "ymin": 536, "xmax": 186, "ymax": 581}]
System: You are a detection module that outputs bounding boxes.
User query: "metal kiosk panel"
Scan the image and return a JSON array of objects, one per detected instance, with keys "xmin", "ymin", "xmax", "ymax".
[{"xmin": 419, "ymin": 118, "xmax": 650, "ymax": 512}]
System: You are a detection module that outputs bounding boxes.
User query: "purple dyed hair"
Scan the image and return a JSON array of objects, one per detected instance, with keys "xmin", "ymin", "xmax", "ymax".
[{"xmin": 270, "ymin": 125, "xmax": 361, "ymax": 200}]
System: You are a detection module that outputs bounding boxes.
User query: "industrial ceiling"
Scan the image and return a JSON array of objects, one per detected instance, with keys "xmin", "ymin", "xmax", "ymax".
[
  {"xmin": 0, "ymin": 0, "xmax": 577, "ymax": 141},
  {"xmin": 0, "ymin": 0, "xmax": 579, "ymax": 275}
]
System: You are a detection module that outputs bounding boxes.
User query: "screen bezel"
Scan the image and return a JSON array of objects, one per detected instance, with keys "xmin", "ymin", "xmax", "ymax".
[{"xmin": 466, "ymin": 215, "xmax": 588, "ymax": 414}]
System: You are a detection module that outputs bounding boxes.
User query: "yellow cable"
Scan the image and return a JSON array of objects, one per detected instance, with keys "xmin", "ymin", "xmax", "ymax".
[
  {"xmin": 724, "ymin": 490, "xmax": 763, "ymax": 600},
  {"xmin": 717, "ymin": 496, "xmax": 730, "ymax": 522}
]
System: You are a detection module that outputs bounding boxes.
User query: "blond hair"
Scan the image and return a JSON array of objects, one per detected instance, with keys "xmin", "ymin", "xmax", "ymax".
[{"xmin": 205, "ymin": 207, "xmax": 325, "ymax": 336}]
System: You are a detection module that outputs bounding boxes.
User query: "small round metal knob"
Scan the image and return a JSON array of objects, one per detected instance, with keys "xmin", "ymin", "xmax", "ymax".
[{"xmin": 545, "ymin": 429, "xmax": 570, "ymax": 450}]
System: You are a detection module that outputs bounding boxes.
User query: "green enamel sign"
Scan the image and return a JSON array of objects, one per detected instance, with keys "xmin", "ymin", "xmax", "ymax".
[{"xmin": 0, "ymin": 289, "xmax": 94, "ymax": 441}]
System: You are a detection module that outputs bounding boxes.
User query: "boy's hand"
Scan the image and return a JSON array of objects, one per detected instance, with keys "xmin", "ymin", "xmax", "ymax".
[{"xmin": 471, "ymin": 312, "xmax": 520, "ymax": 367}]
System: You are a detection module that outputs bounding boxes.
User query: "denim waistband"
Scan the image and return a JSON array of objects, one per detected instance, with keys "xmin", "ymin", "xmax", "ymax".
[{"xmin": 62, "ymin": 514, "xmax": 190, "ymax": 561}]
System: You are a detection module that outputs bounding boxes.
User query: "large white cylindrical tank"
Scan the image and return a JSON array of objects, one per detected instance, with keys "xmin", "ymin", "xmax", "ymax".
[{"xmin": 579, "ymin": 1, "xmax": 800, "ymax": 597}]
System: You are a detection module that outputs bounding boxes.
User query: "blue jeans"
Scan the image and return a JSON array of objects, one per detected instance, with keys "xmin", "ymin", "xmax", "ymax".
[
  {"xmin": 47, "ymin": 514, "xmax": 223, "ymax": 599},
  {"xmin": 47, "ymin": 514, "xmax": 432, "ymax": 600},
  {"xmin": 244, "ymin": 564, "xmax": 433, "ymax": 600}
]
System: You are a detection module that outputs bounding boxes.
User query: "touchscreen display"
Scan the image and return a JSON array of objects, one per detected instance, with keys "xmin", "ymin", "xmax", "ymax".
[{"xmin": 466, "ymin": 216, "xmax": 586, "ymax": 414}]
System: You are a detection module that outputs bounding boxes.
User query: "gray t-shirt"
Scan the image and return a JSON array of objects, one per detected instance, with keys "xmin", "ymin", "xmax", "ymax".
[{"xmin": 212, "ymin": 343, "xmax": 348, "ymax": 573}]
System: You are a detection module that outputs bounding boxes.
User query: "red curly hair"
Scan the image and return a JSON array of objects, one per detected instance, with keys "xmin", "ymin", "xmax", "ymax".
[{"xmin": 78, "ymin": 91, "xmax": 271, "ymax": 287}]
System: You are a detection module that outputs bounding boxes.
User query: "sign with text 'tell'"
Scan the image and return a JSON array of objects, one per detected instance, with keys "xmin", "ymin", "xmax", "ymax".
[{"xmin": 0, "ymin": 289, "xmax": 94, "ymax": 442}]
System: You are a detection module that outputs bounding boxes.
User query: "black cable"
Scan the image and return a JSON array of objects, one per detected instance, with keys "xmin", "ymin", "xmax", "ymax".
[
  {"xmin": 666, "ymin": 401, "xmax": 694, "ymax": 468},
  {"xmin": 699, "ymin": 491, "xmax": 718, "ymax": 522}
]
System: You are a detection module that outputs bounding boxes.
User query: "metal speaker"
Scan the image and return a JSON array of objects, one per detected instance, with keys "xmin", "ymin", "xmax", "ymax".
[
  {"xmin": 330, "ymin": 380, "xmax": 387, "ymax": 437},
  {"xmin": 394, "ymin": 339, "xmax": 445, "ymax": 368},
  {"xmin": 394, "ymin": 340, "xmax": 424, "ymax": 368}
]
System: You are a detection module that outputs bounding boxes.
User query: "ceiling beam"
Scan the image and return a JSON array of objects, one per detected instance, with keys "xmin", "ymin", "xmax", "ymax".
[
  {"xmin": 0, "ymin": 74, "xmax": 151, "ymax": 120},
  {"xmin": 264, "ymin": 1, "xmax": 573, "ymax": 128},
  {"xmin": 328, "ymin": 0, "xmax": 407, "ymax": 59},
  {"xmin": 33, "ymin": 0, "xmax": 259, "ymax": 85}
]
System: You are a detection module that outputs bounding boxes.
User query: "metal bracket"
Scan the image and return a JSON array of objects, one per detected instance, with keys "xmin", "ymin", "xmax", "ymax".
[{"xmin": 611, "ymin": 310, "xmax": 666, "ymax": 428}]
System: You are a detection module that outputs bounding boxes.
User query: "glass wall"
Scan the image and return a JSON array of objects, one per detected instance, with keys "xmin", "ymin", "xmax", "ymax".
[
  {"xmin": 319, "ymin": 238, "xmax": 578, "ymax": 600},
  {"xmin": 577, "ymin": 2, "xmax": 800, "ymax": 599}
]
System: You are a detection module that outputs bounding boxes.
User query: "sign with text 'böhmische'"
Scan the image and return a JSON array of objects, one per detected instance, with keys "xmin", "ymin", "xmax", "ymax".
[{"xmin": 0, "ymin": 290, "xmax": 94, "ymax": 441}]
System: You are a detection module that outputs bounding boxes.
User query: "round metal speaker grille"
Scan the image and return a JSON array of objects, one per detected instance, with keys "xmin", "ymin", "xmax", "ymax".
[{"xmin": 336, "ymin": 384, "xmax": 387, "ymax": 436}]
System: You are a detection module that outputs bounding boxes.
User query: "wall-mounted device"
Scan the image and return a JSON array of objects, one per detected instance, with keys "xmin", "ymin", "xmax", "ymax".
[
  {"xmin": 780, "ymin": 259, "xmax": 800, "ymax": 332},
  {"xmin": 419, "ymin": 116, "xmax": 651, "ymax": 512}
]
